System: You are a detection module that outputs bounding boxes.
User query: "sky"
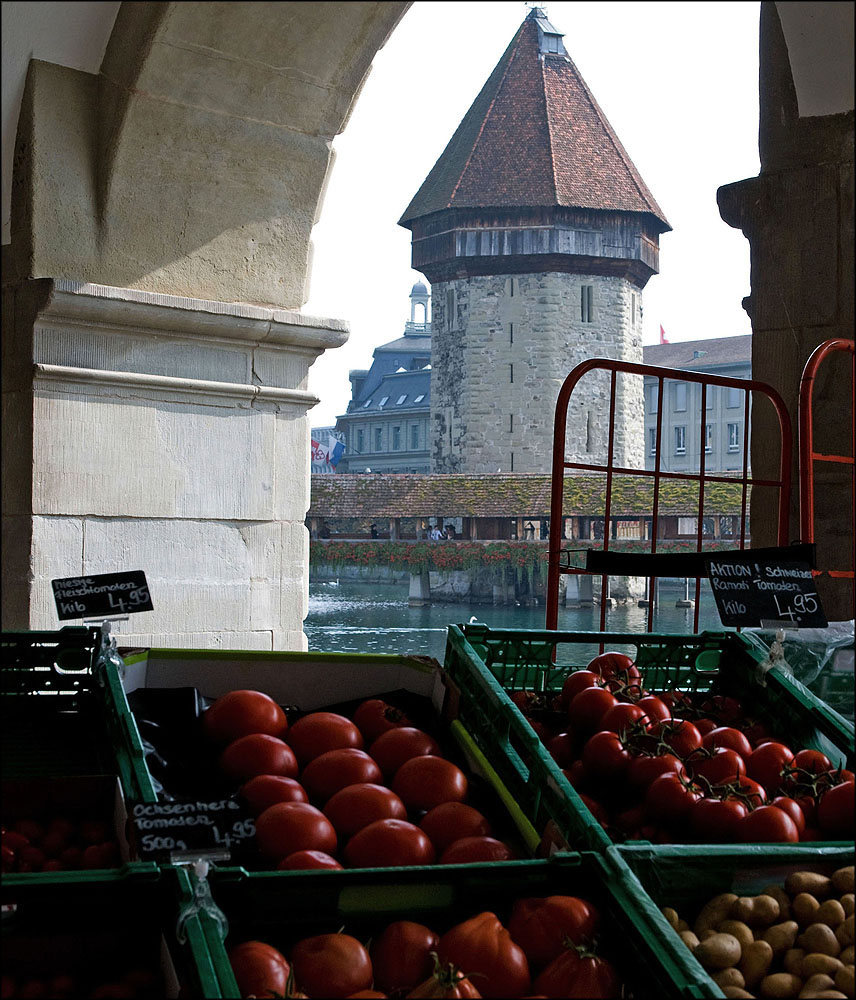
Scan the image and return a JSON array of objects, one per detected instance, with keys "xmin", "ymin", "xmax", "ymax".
[{"xmin": 303, "ymin": 1, "xmax": 761, "ymax": 429}]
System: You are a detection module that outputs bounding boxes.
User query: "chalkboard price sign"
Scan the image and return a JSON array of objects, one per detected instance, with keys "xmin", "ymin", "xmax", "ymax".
[
  {"xmin": 131, "ymin": 798, "xmax": 256, "ymax": 861},
  {"xmin": 52, "ymin": 571, "xmax": 153, "ymax": 621},
  {"xmin": 705, "ymin": 553, "xmax": 827, "ymax": 628}
]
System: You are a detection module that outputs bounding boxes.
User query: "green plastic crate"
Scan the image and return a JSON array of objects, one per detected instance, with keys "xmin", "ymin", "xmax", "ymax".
[
  {"xmin": 612, "ymin": 843, "xmax": 856, "ymax": 1000},
  {"xmin": 180, "ymin": 852, "xmax": 721, "ymax": 999},
  {"xmin": 1, "ymin": 866, "xmax": 220, "ymax": 999},
  {"xmin": 1, "ymin": 627, "xmax": 156, "ymax": 802},
  {"xmin": 443, "ymin": 624, "xmax": 854, "ymax": 853}
]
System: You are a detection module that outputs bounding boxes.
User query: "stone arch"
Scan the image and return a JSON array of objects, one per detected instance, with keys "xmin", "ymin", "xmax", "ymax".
[{"xmin": 12, "ymin": 1, "xmax": 411, "ymax": 307}]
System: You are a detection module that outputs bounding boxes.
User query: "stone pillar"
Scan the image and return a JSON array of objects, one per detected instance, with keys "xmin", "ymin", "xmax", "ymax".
[
  {"xmin": 1, "ymin": 279, "xmax": 347, "ymax": 648},
  {"xmin": 577, "ymin": 575, "xmax": 594, "ymax": 605},
  {"xmin": 409, "ymin": 571, "xmax": 431, "ymax": 607}
]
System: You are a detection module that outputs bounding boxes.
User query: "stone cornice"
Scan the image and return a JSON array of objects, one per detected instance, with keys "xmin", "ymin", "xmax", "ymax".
[{"xmin": 40, "ymin": 280, "xmax": 350, "ymax": 353}]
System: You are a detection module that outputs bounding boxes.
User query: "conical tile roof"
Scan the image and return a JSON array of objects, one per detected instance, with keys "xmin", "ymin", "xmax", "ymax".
[{"xmin": 400, "ymin": 12, "xmax": 670, "ymax": 230}]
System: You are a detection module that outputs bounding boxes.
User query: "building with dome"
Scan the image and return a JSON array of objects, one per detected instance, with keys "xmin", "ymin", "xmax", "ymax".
[
  {"xmin": 400, "ymin": 7, "xmax": 671, "ymax": 474},
  {"xmin": 334, "ymin": 282, "xmax": 433, "ymax": 473}
]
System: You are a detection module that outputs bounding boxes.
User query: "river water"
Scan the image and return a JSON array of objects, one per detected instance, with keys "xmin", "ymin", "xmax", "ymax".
[{"xmin": 305, "ymin": 579, "xmax": 729, "ymax": 663}]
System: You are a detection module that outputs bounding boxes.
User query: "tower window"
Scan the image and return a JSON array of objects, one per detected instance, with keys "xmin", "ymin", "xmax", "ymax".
[
  {"xmin": 631, "ymin": 293, "xmax": 637, "ymax": 325},
  {"xmin": 581, "ymin": 285, "xmax": 594, "ymax": 323},
  {"xmin": 509, "ymin": 413, "xmax": 514, "ymax": 432},
  {"xmin": 705, "ymin": 423, "xmax": 713, "ymax": 453},
  {"xmin": 445, "ymin": 289, "xmax": 457, "ymax": 332},
  {"xmin": 728, "ymin": 423, "xmax": 740, "ymax": 451},
  {"xmin": 648, "ymin": 428, "xmax": 657, "ymax": 456},
  {"xmin": 675, "ymin": 426, "xmax": 686, "ymax": 455},
  {"xmin": 509, "ymin": 364, "xmax": 514, "ymax": 383}
]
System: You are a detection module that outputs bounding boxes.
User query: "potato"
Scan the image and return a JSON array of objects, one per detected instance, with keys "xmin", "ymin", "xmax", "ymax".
[
  {"xmin": 760, "ymin": 972, "xmax": 804, "ymax": 998},
  {"xmin": 841, "ymin": 896, "xmax": 855, "ymax": 918},
  {"xmin": 817, "ymin": 900, "xmax": 847, "ymax": 929},
  {"xmin": 787, "ymin": 873, "xmax": 833, "ymax": 899},
  {"xmin": 722, "ymin": 990, "xmax": 755, "ymax": 999},
  {"xmin": 696, "ymin": 893, "xmax": 740, "ymax": 936},
  {"xmin": 678, "ymin": 919, "xmax": 691, "ymax": 933},
  {"xmin": 800, "ymin": 923, "xmax": 843, "ymax": 957},
  {"xmin": 764, "ymin": 921, "xmax": 800, "ymax": 956},
  {"xmin": 662, "ymin": 906, "xmax": 681, "ymax": 931},
  {"xmin": 835, "ymin": 965, "xmax": 855, "ymax": 1000},
  {"xmin": 741, "ymin": 940, "xmax": 775, "ymax": 988},
  {"xmin": 713, "ymin": 968, "xmax": 748, "ymax": 991},
  {"xmin": 800, "ymin": 974, "xmax": 838, "ymax": 997},
  {"xmin": 719, "ymin": 919, "xmax": 756, "ymax": 951},
  {"xmin": 784, "ymin": 949, "xmax": 807, "ymax": 975},
  {"xmin": 839, "ymin": 945, "xmax": 855, "ymax": 965},
  {"xmin": 801, "ymin": 992, "xmax": 847, "ymax": 999},
  {"xmin": 837, "ymin": 916, "xmax": 855, "ymax": 949},
  {"xmin": 802, "ymin": 954, "xmax": 844, "ymax": 978},
  {"xmin": 794, "ymin": 894, "xmax": 822, "ymax": 926},
  {"xmin": 763, "ymin": 884, "xmax": 793, "ymax": 921},
  {"xmin": 695, "ymin": 932, "xmax": 743, "ymax": 970},
  {"xmin": 832, "ymin": 868, "xmax": 855, "ymax": 895},
  {"xmin": 680, "ymin": 930, "xmax": 701, "ymax": 952},
  {"xmin": 733, "ymin": 895, "xmax": 782, "ymax": 927}
]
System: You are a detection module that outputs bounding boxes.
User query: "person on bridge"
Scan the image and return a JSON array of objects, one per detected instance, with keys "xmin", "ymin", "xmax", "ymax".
[{"xmin": 370, "ymin": 523, "xmax": 379, "ymax": 538}]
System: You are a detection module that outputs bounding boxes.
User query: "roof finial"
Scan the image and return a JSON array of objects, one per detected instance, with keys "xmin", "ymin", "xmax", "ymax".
[{"xmin": 525, "ymin": 2, "xmax": 548, "ymax": 19}]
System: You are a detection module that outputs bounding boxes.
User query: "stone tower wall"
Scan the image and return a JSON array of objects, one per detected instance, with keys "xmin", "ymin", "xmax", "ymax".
[{"xmin": 430, "ymin": 272, "xmax": 645, "ymax": 474}]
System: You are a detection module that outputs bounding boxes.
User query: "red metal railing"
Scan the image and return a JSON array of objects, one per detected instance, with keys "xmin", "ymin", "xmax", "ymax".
[
  {"xmin": 798, "ymin": 338, "xmax": 855, "ymax": 584},
  {"xmin": 546, "ymin": 359, "xmax": 793, "ymax": 634}
]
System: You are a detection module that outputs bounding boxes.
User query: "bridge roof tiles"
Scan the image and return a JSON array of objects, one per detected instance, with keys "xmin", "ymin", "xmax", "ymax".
[{"xmin": 309, "ymin": 473, "xmax": 745, "ymax": 519}]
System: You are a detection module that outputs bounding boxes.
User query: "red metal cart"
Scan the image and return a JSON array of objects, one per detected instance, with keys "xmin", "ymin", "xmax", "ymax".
[{"xmin": 546, "ymin": 359, "xmax": 793, "ymax": 634}]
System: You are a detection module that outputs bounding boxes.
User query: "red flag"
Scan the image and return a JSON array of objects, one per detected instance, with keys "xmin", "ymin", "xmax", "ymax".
[{"xmin": 659, "ymin": 325, "xmax": 669, "ymax": 344}]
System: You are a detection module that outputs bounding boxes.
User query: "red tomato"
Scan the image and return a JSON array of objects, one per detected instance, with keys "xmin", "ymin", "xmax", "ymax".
[
  {"xmin": 407, "ymin": 961, "xmax": 482, "ymax": 998},
  {"xmin": 687, "ymin": 747, "xmax": 746, "ymax": 787},
  {"xmin": 419, "ymin": 802, "xmax": 492, "ymax": 854},
  {"xmin": 439, "ymin": 836, "xmax": 516, "ymax": 864},
  {"xmin": 369, "ymin": 727, "xmax": 442, "ymax": 778},
  {"xmin": 533, "ymin": 948, "xmax": 620, "ymax": 999},
  {"xmin": 254, "ymin": 801, "xmax": 337, "ymax": 860},
  {"xmin": 702, "ymin": 727, "xmax": 753, "ymax": 761},
  {"xmin": 736, "ymin": 804, "xmax": 800, "ymax": 843},
  {"xmin": 694, "ymin": 718, "xmax": 719, "ymax": 737},
  {"xmin": 323, "ymin": 783, "xmax": 407, "ymax": 839},
  {"xmin": 370, "ymin": 921, "xmax": 440, "ymax": 996},
  {"xmin": 746, "ymin": 742, "xmax": 795, "ymax": 795},
  {"xmin": 700, "ymin": 694, "xmax": 742, "ymax": 724},
  {"xmin": 437, "ymin": 911, "xmax": 531, "ymax": 999},
  {"xmin": 276, "ymin": 849, "xmax": 342, "ymax": 870},
  {"xmin": 770, "ymin": 796, "xmax": 807, "ymax": 836},
  {"xmin": 290, "ymin": 933, "xmax": 373, "ymax": 998},
  {"xmin": 647, "ymin": 720, "xmax": 703, "ymax": 759},
  {"xmin": 635, "ymin": 695, "xmax": 671, "ymax": 724},
  {"xmin": 600, "ymin": 702, "xmax": 649, "ymax": 735},
  {"xmin": 286, "ymin": 712, "xmax": 364, "ymax": 766},
  {"xmin": 546, "ymin": 732, "xmax": 577, "ymax": 768},
  {"xmin": 392, "ymin": 756, "xmax": 468, "ymax": 813},
  {"xmin": 203, "ymin": 690, "xmax": 288, "ymax": 744},
  {"xmin": 688, "ymin": 796, "xmax": 748, "ymax": 842},
  {"xmin": 507, "ymin": 895, "xmax": 600, "ymax": 968},
  {"xmin": 352, "ymin": 698, "xmax": 413, "ymax": 743},
  {"xmin": 563, "ymin": 759, "xmax": 589, "ymax": 790},
  {"xmin": 509, "ymin": 690, "xmax": 545, "ymax": 716},
  {"xmin": 723, "ymin": 775, "xmax": 768, "ymax": 809},
  {"xmin": 300, "ymin": 748, "xmax": 384, "ymax": 803},
  {"xmin": 792, "ymin": 749, "xmax": 833, "ymax": 774},
  {"xmin": 586, "ymin": 652, "xmax": 637, "ymax": 681},
  {"xmin": 817, "ymin": 781, "xmax": 855, "ymax": 838},
  {"xmin": 626, "ymin": 753, "xmax": 684, "ymax": 791},
  {"xmin": 581, "ymin": 731, "xmax": 630, "ymax": 780},
  {"xmin": 578, "ymin": 794, "xmax": 609, "ymax": 827},
  {"xmin": 567, "ymin": 688, "xmax": 618, "ymax": 733},
  {"xmin": 344, "ymin": 819, "xmax": 436, "ymax": 868},
  {"xmin": 645, "ymin": 772, "xmax": 703, "ymax": 825},
  {"xmin": 560, "ymin": 671, "xmax": 601, "ymax": 706},
  {"xmin": 239, "ymin": 775, "xmax": 308, "ymax": 814},
  {"xmin": 228, "ymin": 940, "xmax": 291, "ymax": 999},
  {"xmin": 219, "ymin": 734, "xmax": 298, "ymax": 783}
]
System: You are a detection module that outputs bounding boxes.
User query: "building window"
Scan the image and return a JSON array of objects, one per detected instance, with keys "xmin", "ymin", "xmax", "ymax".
[
  {"xmin": 374, "ymin": 427, "xmax": 383, "ymax": 452},
  {"xmin": 413, "ymin": 394, "xmax": 425, "ymax": 404},
  {"xmin": 674, "ymin": 382, "xmax": 687, "ymax": 412},
  {"xmin": 705, "ymin": 423, "xmax": 713, "ymax": 453},
  {"xmin": 392, "ymin": 426, "xmax": 401, "ymax": 450},
  {"xmin": 363, "ymin": 398, "xmax": 372, "ymax": 408},
  {"xmin": 675, "ymin": 425, "xmax": 686, "ymax": 455},
  {"xmin": 379, "ymin": 396, "xmax": 389, "ymax": 408},
  {"xmin": 356, "ymin": 428, "xmax": 365, "ymax": 454},
  {"xmin": 631, "ymin": 293, "xmax": 637, "ymax": 326},
  {"xmin": 410, "ymin": 424, "xmax": 419, "ymax": 450},
  {"xmin": 648, "ymin": 428, "xmax": 657, "ymax": 456},
  {"xmin": 509, "ymin": 413, "xmax": 514, "ymax": 433},
  {"xmin": 646, "ymin": 384, "xmax": 658, "ymax": 414},
  {"xmin": 727, "ymin": 386, "xmax": 742, "ymax": 408},
  {"xmin": 728, "ymin": 422, "xmax": 740, "ymax": 451},
  {"xmin": 445, "ymin": 288, "xmax": 456, "ymax": 332},
  {"xmin": 509, "ymin": 322, "xmax": 513, "ymax": 344},
  {"xmin": 396, "ymin": 394, "xmax": 407, "ymax": 405},
  {"xmin": 706, "ymin": 387, "xmax": 714, "ymax": 410},
  {"xmin": 509, "ymin": 364, "xmax": 514, "ymax": 383},
  {"xmin": 580, "ymin": 285, "xmax": 594, "ymax": 323}
]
